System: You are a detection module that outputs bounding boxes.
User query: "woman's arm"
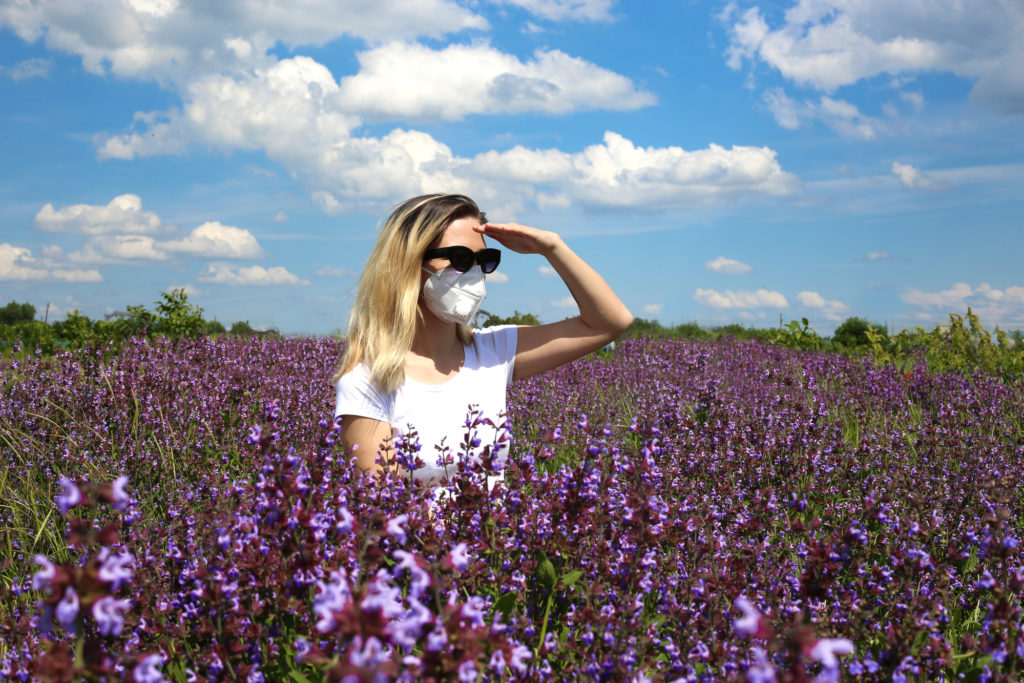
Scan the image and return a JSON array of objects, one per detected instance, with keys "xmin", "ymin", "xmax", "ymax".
[
  {"xmin": 475, "ymin": 223, "xmax": 633, "ymax": 380},
  {"xmin": 339, "ymin": 415, "xmax": 397, "ymax": 473}
]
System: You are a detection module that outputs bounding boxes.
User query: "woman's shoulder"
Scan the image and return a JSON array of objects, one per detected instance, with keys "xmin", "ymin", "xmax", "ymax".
[
  {"xmin": 334, "ymin": 362, "xmax": 393, "ymax": 420},
  {"xmin": 470, "ymin": 325, "xmax": 518, "ymax": 364}
]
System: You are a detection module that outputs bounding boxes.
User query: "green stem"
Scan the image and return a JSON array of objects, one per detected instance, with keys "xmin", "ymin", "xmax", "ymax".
[{"xmin": 536, "ymin": 591, "xmax": 554, "ymax": 658}]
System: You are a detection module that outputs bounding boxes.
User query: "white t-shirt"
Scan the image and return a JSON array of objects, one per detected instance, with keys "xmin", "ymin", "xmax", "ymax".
[{"xmin": 334, "ymin": 325, "xmax": 518, "ymax": 483}]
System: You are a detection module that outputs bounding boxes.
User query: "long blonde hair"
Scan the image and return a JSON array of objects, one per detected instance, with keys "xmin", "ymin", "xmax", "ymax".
[{"xmin": 333, "ymin": 194, "xmax": 483, "ymax": 393}]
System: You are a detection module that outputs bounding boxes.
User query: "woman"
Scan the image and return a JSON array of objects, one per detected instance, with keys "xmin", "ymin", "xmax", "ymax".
[{"xmin": 333, "ymin": 194, "xmax": 632, "ymax": 483}]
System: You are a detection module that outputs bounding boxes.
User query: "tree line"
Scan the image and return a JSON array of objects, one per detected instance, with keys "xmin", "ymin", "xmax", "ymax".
[{"xmin": 1, "ymin": 289, "xmax": 266, "ymax": 354}]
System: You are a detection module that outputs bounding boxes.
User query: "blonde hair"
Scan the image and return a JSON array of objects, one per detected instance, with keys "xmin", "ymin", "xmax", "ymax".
[{"xmin": 333, "ymin": 194, "xmax": 484, "ymax": 393}]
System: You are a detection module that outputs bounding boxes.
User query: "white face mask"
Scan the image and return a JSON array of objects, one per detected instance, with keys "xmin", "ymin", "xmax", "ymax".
[{"xmin": 421, "ymin": 265, "xmax": 487, "ymax": 326}]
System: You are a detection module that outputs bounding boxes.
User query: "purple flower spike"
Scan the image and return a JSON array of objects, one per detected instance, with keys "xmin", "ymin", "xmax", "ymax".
[
  {"xmin": 56, "ymin": 586, "xmax": 80, "ymax": 631},
  {"xmin": 32, "ymin": 555, "xmax": 56, "ymax": 591},
  {"xmin": 509, "ymin": 644, "xmax": 531, "ymax": 673},
  {"xmin": 387, "ymin": 513, "xmax": 409, "ymax": 544},
  {"xmin": 98, "ymin": 548, "xmax": 135, "ymax": 590},
  {"xmin": 93, "ymin": 595, "xmax": 131, "ymax": 636},
  {"xmin": 56, "ymin": 476, "xmax": 82, "ymax": 515},
  {"xmin": 112, "ymin": 475, "xmax": 131, "ymax": 511},
  {"xmin": 133, "ymin": 654, "xmax": 167, "ymax": 682}
]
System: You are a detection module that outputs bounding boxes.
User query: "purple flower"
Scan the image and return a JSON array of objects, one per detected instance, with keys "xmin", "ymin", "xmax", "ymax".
[
  {"xmin": 688, "ymin": 641, "xmax": 710, "ymax": 660},
  {"xmin": 387, "ymin": 596, "xmax": 433, "ymax": 649},
  {"xmin": 98, "ymin": 548, "xmax": 135, "ymax": 590},
  {"xmin": 746, "ymin": 647, "xmax": 777, "ymax": 683},
  {"xmin": 809, "ymin": 638, "xmax": 854, "ymax": 683},
  {"xmin": 32, "ymin": 555, "xmax": 56, "ymax": 591},
  {"xmin": 133, "ymin": 654, "xmax": 167, "ymax": 682},
  {"xmin": 460, "ymin": 596, "xmax": 488, "ymax": 628},
  {"xmin": 733, "ymin": 596, "xmax": 764, "ymax": 637},
  {"xmin": 348, "ymin": 635, "xmax": 385, "ymax": 667},
  {"xmin": 393, "ymin": 550, "xmax": 431, "ymax": 599},
  {"xmin": 294, "ymin": 637, "xmax": 311, "ymax": 663},
  {"xmin": 457, "ymin": 659, "xmax": 477, "ymax": 683},
  {"xmin": 426, "ymin": 624, "xmax": 448, "ymax": 652},
  {"xmin": 56, "ymin": 586, "xmax": 79, "ymax": 631},
  {"xmin": 313, "ymin": 570, "xmax": 352, "ymax": 633},
  {"xmin": 449, "ymin": 542, "xmax": 470, "ymax": 571},
  {"xmin": 112, "ymin": 475, "xmax": 131, "ymax": 510},
  {"xmin": 56, "ymin": 476, "xmax": 82, "ymax": 515},
  {"xmin": 509, "ymin": 644, "xmax": 531, "ymax": 673},
  {"xmin": 489, "ymin": 649, "xmax": 507, "ymax": 674},
  {"xmin": 93, "ymin": 596, "xmax": 131, "ymax": 636},
  {"xmin": 387, "ymin": 514, "xmax": 409, "ymax": 544}
]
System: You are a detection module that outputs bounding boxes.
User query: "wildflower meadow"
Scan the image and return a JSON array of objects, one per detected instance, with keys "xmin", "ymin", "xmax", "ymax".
[{"xmin": 1, "ymin": 329, "xmax": 1022, "ymax": 681}]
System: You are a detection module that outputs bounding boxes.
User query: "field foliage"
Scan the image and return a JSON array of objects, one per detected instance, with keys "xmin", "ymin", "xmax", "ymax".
[{"xmin": 0, "ymin": 322, "xmax": 1022, "ymax": 681}]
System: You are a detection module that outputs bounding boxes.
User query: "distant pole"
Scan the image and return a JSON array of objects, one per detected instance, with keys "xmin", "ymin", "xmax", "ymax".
[
  {"xmin": 44, "ymin": 302, "xmax": 50, "ymax": 324},
  {"xmin": 779, "ymin": 313, "xmax": 783, "ymax": 329}
]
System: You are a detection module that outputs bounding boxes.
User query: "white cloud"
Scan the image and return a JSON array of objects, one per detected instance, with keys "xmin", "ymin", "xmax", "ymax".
[
  {"xmin": 705, "ymin": 256, "xmax": 752, "ymax": 274},
  {"xmin": 764, "ymin": 88, "xmax": 880, "ymax": 139},
  {"xmin": 1, "ymin": 57, "xmax": 53, "ymax": 81},
  {"xmin": 316, "ymin": 266, "xmax": 357, "ymax": 278},
  {"xmin": 538, "ymin": 265, "xmax": 557, "ymax": 277},
  {"xmin": 866, "ymin": 251, "xmax": 890, "ymax": 260},
  {"xmin": 641, "ymin": 303, "xmax": 663, "ymax": 314},
  {"xmin": 694, "ymin": 288, "xmax": 788, "ymax": 309},
  {"xmin": 473, "ymin": 131, "xmax": 799, "ymax": 210},
  {"xmin": 168, "ymin": 283, "xmax": 206, "ymax": 298},
  {"xmin": 891, "ymin": 162, "xmax": 948, "ymax": 191},
  {"xmin": 34, "ymin": 194, "xmax": 162, "ymax": 235},
  {"xmin": 485, "ymin": 271, "xmax": 510, "ymax": 284},
  {"xmin": 551, "ymin": 296, "xmax": 578, "ymax": 308},
  {"xmin": 899, "ymin": 90, "xmax": 925, "ymax": 111},
  {"xmin": 0, "ymin": 0, "xmax": 488, "ymax": 81},
  {"xmin": 726, "ymin": 1, "xmax": 1024, "ymax": 113},
  {"xmin": 161, "ymin": 221, "xmax": 264, "ymax": 258},
  {"xmin": 198, "ymin": 262, "xmax": 310, "ymax": 286},
  {"xmin": 797, "ymin": 290, "xmax": 848, "ymax": 320},
  {"xmin": 79, "ymin": 235, "xmax": 168, "ymax": 261},
  {"xmin": 0, "ymin": 243, "xmax": 102, "ymax": 282},
  {"xmin": 338, "ymin": 43, "xmax": 654, "ymax": 120},
  {"xmin": 494, "ymin": 0, "xmax": 614, "ymax": 21},
  {"xmin": 902, "ymin": 282, "xmax": 974, "ymax": 308},
  {"xmin": 273, "ymin": 211, "xmax": 289, "ymax": 223},
  {"xmin": 98, "ymin": 54, "xmax": 797, "ymax": 212},
  {"xmin": 902, "ymin": 282, "xmax": 1024, "ymax": 330}
]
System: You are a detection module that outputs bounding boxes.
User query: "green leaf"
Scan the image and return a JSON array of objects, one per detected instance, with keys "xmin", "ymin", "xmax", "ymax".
[
  {"xmin": 288, "ymin": 671, "xmax": 314, "ymax": 683},
  {"xmin": 537, "ymin": 558, "xmax": 557, "ymax": 591},
  {"xmin": 561, "ymin": 569, "xmax": 583, "ymax": 587},
  {"xmin": 494, "ymin": 591, "xmax": 518, "ymax": 618}
]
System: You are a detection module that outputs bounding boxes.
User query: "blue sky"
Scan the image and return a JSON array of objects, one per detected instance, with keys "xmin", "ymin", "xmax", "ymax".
[{"xmin": 1, "ymin": 0, "xmax": 1022, "ymax": 335}]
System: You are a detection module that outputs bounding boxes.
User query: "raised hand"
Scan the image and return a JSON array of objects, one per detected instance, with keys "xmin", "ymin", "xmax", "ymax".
[{"xmin": 474, "ymin": 222, "xmax": 561, "ymax": 256}]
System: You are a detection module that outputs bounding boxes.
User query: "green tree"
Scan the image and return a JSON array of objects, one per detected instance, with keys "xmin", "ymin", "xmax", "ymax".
[
  {"xmin": 204, "ymin": 319, "xmax": 227, "ymax": 335},
  {"xmin": 623, "ymin": 317, "xmax": 665, "ymax": 338},
  {"xmin": 483, "ymin": 310, "xmax": 541, "ymax": 327},
  {"xmin": 0, "ymin": 300, "xmax": 36, "ymax": 325},
  {"xmin": 230, "ymin": 320, "xmax": 255, "ymax": 335},
  {"xmin": 833, "ymin": 317, "xmax": 888, "ymax": 349},
  {"xmin": 153, "ymin": 289, "xmax": 205, "ymax": 338},
  {"xmin": 52, "ymin": 310, "xmax": 96, "ymax": 348}
]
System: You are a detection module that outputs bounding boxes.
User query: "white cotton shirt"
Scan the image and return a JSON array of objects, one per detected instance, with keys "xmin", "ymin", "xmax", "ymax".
[{"xmin": 334, "ymin": 325, "xmax": 518, "ymax": 483}]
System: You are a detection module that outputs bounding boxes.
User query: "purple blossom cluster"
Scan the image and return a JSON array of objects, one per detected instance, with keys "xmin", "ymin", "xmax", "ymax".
[{"xmin": 1, "ymin": 334, "xmax": 1023, "ymax": 681}]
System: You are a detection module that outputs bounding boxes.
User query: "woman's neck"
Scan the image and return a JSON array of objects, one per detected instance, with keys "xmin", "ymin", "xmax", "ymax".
[{"xmin": 409, "ymin": 306, "xmax": 461, "ymax": 362}]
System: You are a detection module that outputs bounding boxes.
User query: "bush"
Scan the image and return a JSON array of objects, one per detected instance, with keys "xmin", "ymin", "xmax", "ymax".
[
  {"xmin": 230, "ymin": 320, "xmax": 255, "ymax": 335},
  {"xmin": 483, "ymin": 310, "xmax": 541, "ymax": 327},
  {"xmin": 833, "ymin": 317, "xmax": 887, "ymax": 349}
]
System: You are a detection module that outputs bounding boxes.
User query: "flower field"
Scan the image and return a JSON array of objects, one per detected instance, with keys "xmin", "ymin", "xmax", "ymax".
[{"xmin": 1, "ymin": 335, "xmax": 1022, "ymax": 681}]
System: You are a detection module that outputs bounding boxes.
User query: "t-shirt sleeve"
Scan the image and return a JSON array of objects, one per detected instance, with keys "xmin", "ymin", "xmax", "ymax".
[
  {"xmin": 334, "ymin": 365, "xmax": 392, "ymax": 423},
  {"xmin": 477, "ymin": 324, "xmax": 518, "ymax": 387}
]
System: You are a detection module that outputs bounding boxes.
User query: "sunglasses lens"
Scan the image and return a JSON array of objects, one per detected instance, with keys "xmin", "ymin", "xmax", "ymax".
[
  {"xmin": 449, "ymin": 248, "xmax": 474, "ymax": 272},
  {"xmin": 480, "ymin": 250, "xmax": 501, "ymax": 274}
]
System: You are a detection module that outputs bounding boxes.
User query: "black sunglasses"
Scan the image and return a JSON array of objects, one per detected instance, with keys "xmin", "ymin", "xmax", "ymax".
[{"xmin": 423, "ymin": 246, "xmax": 501, "ymax": 274}]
